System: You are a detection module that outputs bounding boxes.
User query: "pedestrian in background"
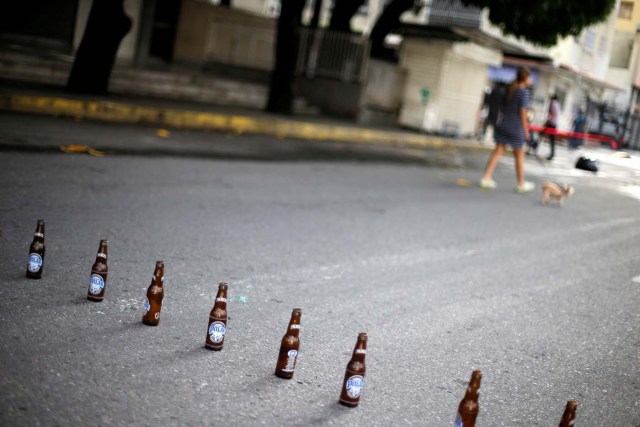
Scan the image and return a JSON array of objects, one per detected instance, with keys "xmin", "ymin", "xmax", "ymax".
[
  {"xmin": 478, "ymin": 83, "xmax": 506, "ymax": 143},
  {"xmin": 569, "ymin": 108, "xmax": 587, "ymax": 149},
  {"xmin": 479, "ymin": 66, "xmax": 535, "ymax": 193},
  {"xmin": 545, "ymin": 94, "xmax": 561, "ymax": 160}
]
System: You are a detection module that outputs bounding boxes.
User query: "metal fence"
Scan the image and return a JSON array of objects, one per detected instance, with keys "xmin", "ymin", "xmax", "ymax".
[
  {"xmin": 423, "ymin": 0, "xmax": 482, "ymax": 28},
  {"xmin": 625, "ymin": 114, "xmax": 640, "ymax": 150},
  {"xmin": 296, "ymin": 28, "xmax": 370, "ymax": 83}
]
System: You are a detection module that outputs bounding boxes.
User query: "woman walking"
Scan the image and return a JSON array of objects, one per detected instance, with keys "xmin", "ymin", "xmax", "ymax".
[{"xmin": 479, "ymin": 66, "xmax": 535, "ymax": 193}]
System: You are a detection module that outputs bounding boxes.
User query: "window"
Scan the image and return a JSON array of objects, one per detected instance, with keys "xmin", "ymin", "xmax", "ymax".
[
  {"xmin": 619, "ymin": 1, "xmax": 634, "ymax": 19},
  {"xmin": 583, "ymin": 29, "xmax": 596, "ymax": 53},
  {"xmin": 610, "ymin": 31, "xmax": 634, "ymax": 68}
]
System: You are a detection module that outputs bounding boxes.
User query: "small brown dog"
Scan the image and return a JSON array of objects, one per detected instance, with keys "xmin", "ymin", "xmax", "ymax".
[{"xmin": 542, "ymin": 182, "xmax": 575, "ymax": 206}]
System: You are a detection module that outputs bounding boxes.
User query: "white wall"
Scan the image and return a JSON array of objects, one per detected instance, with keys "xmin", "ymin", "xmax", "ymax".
[
  {"xmin": 398, "ymin": 38, "xmax": 501, "ymax": 135},
  {"xmin": 174, "ymin": 2, "xmax": 275, "ymax": 70},
  {"xmin": 398, "ymin": 38, "xmax": 447, "ymax": 130}
]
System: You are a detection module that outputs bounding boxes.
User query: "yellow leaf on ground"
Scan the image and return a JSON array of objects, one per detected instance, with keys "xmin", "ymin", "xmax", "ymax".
[
  {"xmin": 59, "ymin": 145, "xmax": 105, "ymax": 156},
  {"xmin": 60, "ymin": 145, "xmax": 89, "ymax": 153},
  {"xmin": 156, "ymin": 129, "xmax": 170, "ymax": 138}
]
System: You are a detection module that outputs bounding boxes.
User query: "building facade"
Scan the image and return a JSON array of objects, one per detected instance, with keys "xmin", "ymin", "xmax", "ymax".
[{"xmin": 0, "ymin": 0, "xmax": 629, "ymax": 139}]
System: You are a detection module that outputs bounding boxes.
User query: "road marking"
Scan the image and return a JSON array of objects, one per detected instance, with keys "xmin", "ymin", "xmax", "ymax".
[{"xmin": 578, "ymin": 217, "xmax": 636, "ymax": 232}]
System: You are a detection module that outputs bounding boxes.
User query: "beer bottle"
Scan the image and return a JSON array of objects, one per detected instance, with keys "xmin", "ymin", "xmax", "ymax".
[
  {"xmin": 275, "ymin": 308, "xmax": 302, "ymax": 379},
  {"xmin": 205, "ymin": 282, "xmax": 228, "ymax": 351},
  {"xmin": 142, "ymin": 261, "xmax": 165, "ymax": 326},
  {"xmin": 26, "ymin": 220, "xmax": 46, "ymax": 279},
  {"xmin": 87, "ymin": 240, "xmax": 108, "ymax": 302},
  {"xmin": 339, "ymin": 332, "xmax": 367, "ymax": 407},
  {"xmin": 455, "ymin": 370, "xmax": 482, "ymax": 427},
  {"xmin": 558, "ymin": 400, "xmax": 577, "ymax": 427}
]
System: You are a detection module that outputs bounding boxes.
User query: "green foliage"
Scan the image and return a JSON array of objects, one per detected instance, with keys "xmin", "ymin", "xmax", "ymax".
[{"xmin": 459, "ymin": 0, "xmax": 616, "ymax": 46}]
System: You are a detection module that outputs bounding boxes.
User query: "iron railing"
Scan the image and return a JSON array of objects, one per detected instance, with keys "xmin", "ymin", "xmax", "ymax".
[
  {"xmin": 296, "ymin": 28, "xmax": 370, "ymax": 83},
  {"xmin": 422, "ymin": 0, "xmax": 482, "ymax": 29},
  {"xmin": 624, "ymin": 114, "xmax": 640, "ymax": 150}
]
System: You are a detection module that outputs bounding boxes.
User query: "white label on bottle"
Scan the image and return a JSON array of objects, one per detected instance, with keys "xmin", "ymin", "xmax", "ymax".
[
  {"xmin": 345, "ymin": 375, "xmax": 364, "ymax": 399},
  {"xmin": 208, "ymin": 321, "xmax": 226, "ymax": 343},
  {"xmin": 27, "ymin": 253, "xmax": 43, "ymax": 273},
  {"xmin": 34, "ymin": 232, "xmax": 44, "ymax": 238},
  {"xmin": 89, "ymin": 274, "xmax": 105, "ymax": 295},
  {"xmin": 144, "ymin": 299, "xmax": 151, "ymax": 313},
  {"xmin": 216, "ymin": 297, "xmax": 227, "ymax": 303},
  {"xmin": 282, "ymin": 349, "xmax": 298, "ymax": 372},
  {"xmin": 289, "ymin": 324, "xmax": 300, "ymax": 329},
  {"xmin": 97, "ymin": 253, "xmax": 107, "ymax": 259},
  {"xmin": 355, "ymin": 349, "xmax": 366, "ymax": 355}
]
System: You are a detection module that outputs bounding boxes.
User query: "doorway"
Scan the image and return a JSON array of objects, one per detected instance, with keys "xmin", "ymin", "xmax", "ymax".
[{"xmin": 136, "ymin": 0, "xmax": 181, "ymax": 67}]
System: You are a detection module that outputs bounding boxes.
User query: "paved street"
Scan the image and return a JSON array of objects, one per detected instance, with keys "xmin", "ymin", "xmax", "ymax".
[{"xmin": 0, "ymin": 115, "xmax": 639, "ymax": 426}]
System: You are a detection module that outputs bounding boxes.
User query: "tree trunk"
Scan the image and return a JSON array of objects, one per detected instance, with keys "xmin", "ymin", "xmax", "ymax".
[
  {"xmin": 310, "ymin": 0, "xmax": 323, "ymax": 29},
  {"xmin": 266, "ymin": 0, "xmax": 305, "ymax": 114},
  {"xmin": 66, "ymin": 0, "xmax": 132, "ymax": 94},
  {"xmin": 329, "ymin": 0, "xmax": 366, "ymax": 32},
  {"xmin": 369, "ymin": 0, "xmax": 413, "ymax": 60}
]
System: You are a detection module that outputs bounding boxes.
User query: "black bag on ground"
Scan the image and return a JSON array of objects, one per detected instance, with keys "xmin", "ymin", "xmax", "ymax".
[{"xmin": 575, "ymin": 156, "xmax": 598, "ymax": 172}]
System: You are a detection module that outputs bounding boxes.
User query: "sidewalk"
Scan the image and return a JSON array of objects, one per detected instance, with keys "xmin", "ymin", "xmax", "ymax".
[{"xmin": 0, "ymin": 80, "xmax": 489, "ymax": 154}]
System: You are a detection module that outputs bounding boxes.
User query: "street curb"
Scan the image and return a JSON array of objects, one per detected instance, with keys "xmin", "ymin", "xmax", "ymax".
[{"xmin": 0, "ymin": 94, "xmax": 491, "ymax": 153}]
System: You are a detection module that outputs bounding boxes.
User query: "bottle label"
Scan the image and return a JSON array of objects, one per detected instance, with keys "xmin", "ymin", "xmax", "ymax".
[
  {"xmin": 208, "ymin": 321, "xmax": 226, "ymax": 343},
  {"xmin": 216, "ymin": 297, "xmax": 227, "ymax": 303},
  {"xmin": 345, "ymin": 375, "xmax": 364, "ymax": 399},
  {"xmin": 454, "ymin": 413, "xmax": 463, "ymax": 427},
  {"xmin": 289, "ymin": 324, "xmax": 300, "ymax": 330},
  {"xmin": 27, "ymin": 253, "xmax": 43, "ymax": 273},
  {"xmin": 89, "ymin": 274, "xmax": 105, "ymax": 295},
  {"xmin": 97, "ymin": 252, "xmax": 107, "ymax": 259},
  {"xmin": 282, "ymin": 349, "xmax": 298, "ymax": 372},
  {"xmin": 34, "ymin": 232, "xmax": 44, "ymax": 238},
  {"xmin": 355, "ymin": 349, "xmax": 366, "ymax": 355},
  {"xmin": 144, "ymin": 299, "xmax": 151, "ymax": 313}
]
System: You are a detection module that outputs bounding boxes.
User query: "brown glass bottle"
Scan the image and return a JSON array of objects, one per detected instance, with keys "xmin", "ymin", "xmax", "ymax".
[
  {"xmin": 87, "ymin": 240, "xmax": 108, "ymax": 302},
  {"xmin": 26, "ymin": 220, "xmax": 46, "ymax": 279},
  {"xmin": 455, "ymin": 370, "xmax": 482, "ymax": 427},
  {"xmin": 205, "ymin": 282, "xmax": 228, "ymax": 351},
  {"xmin": 142, "ymin": 261, "xmax": 165, "ymax": 326},
  {"xmin": 558, "ymin": 400, "xmax": 577, "ymax": 427},
  {"xmin": 275, "ymin": 308, "xmax": 302, "ymax": 379},
  {"xmin": 339, "ymin": 332, "xmax": 367, "ymax": 407}
]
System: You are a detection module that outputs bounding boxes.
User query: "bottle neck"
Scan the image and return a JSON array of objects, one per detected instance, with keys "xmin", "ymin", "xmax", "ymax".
[
  {"xmin": 34, "ymin": 222, "xmax": 45, "ymax": 241},
  {"xmin": 463, "ymin": 386, "xmax": 479, "ymax": 401},
  {"xmin": 214, "ymin": 289, "xmax": 228, "ymax": 307},
  {"xmin": 352, "ymin": 337, "xmax": 367, "ymax": 361},
  {"xmin": 96, "ymin": 242, "xmax": 108, "ymax": 260},
  {"xmin": 287, "ymin": 315, "xmax": 301, "ymax": 336},
  {"xmin": 153, "ymin": 263, "xmax": 164, "ymax": 285}
]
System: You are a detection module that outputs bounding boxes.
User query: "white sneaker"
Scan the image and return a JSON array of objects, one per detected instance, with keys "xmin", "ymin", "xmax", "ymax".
[
  {"xmin": 516, "ymin": 182, "xmax": 535, "ymax": 193},
  {"xmin": 479, "ymin": 179, "xmax": 496, "ymax": 190}
]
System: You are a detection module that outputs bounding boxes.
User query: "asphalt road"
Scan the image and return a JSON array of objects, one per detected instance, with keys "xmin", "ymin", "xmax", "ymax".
[{"xmin": 0, "ymin": 115, "xmax": 639, "ymax": 426}]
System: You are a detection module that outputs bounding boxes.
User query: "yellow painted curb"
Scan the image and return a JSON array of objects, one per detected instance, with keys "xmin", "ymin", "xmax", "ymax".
[{"xmin": 0, "ymin": 94, "xmax": 491, "ymax": 153}]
